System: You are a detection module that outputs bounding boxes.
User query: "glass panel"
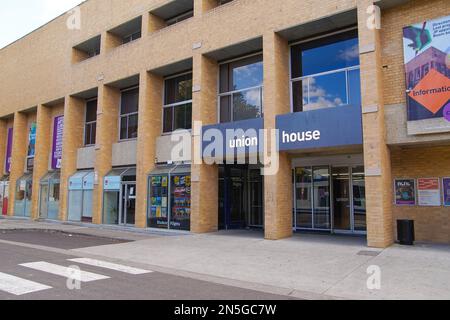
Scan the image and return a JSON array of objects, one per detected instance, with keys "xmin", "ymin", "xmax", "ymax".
[
  {"xmin": 248, "ymin": 170, "xmax": 263, "ymax": 227},
  {"xmin": 120, "ymin": 116, "xmax": 128, "ymax": 140},
  {"xmin": 352, "ymin": 166, "xmax": 366, "ymax": 231},
  {"xmin": 82, "ymin": 190, "xmax": 93, "ymax": 219},
  {"xmin": 148, "ymin": 175, "xmax": 169, "ymax": 229},
  {"xmin": 47, "ymin": 181, "xmax": 60, "ymax": 220},
  {"xmin": 170, "ymin": 175, "xmax": 191, "ymax": 231},
  {"xmin": 14, "ymin": 180, "xmax": 26, "ymax": 217},
  {"xmin": 39, "ymin": 184, "xmax": 49, "ymax": 219},
  {"xmin": 163, "ymin": 107, "xmax": 173, "ymax": 133},
  {"xmin": 127, "ymin": 114, "xmax": 138, "ymax": 139},
  {"xmin": 173, "ymin": 104, "xmax": 188, "ymax": 131},
  {"xmin": 295, "ymin": 168, "xmax": 312, "ymax": 229},
  {"xmin": 68, "ymin": 190, "xmax": 83, "ymax": 221},
  {"xmin": 164, "ymin": 74, "xmax": 193, "ymax": 105},
  {"xmin": 292, "ymin": 80, "xmax": 308, "ymax": 113},
  {"xmin": 348, "ymin": 68, "xmax": 362, "ymax": 108},
  {"xmin": 229, "ymin": 168, "xmax": 245, "ymax": 227},
  {"xmin": 332, "ymin": 167, "xmax": 351, "ymax": 231},
  {"xmin": 120, "ymin": 88, "xmax": 139, "ymax": 114},
  {"xmin": 232, "ymin": 87, "xmax": 262, "ymax": 121},
  {"xmin": 220, "ymin": 95, "xmax": 232, "ymax": 123},
  {"xmin": 122, "ymin": 184, "xmax": 136, "ymax": 225},
  {"xmin": 313, "ymin": 167, "xmax": 331, "ymax": 229},
  {"xmin": 24, "ymin": 181, "xmax": 32, "ymax": 218},
  {"xmin": 231, "ymin": 60, "xmax": 263, "ymax": 91},
  {"xmin": 103, "ymin": 191, "xmax": 120, "ymax": 225},
  {"xmin": 91, "ymin": 122, "xmax": 97, "ymax": 145},
  {"xmin": 304, "ymin": 72, "xmax": 347, "ymax": 111},
  {"xmin": 85, "ymin": 100, "xmax": 97, "ymax": 122}
]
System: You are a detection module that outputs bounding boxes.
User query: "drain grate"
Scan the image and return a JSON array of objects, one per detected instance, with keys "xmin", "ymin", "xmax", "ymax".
[{"xmin": 357, "ymin": 250, "xmax": 381, "ymax": 257}]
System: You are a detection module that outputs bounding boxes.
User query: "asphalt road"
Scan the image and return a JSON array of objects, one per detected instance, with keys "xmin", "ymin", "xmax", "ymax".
[{"xmin": 0, "ymin": 231, "xmax": 293, "ymax": 300}]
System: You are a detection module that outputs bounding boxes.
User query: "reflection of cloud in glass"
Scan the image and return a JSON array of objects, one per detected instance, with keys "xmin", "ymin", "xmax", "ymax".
[
  {"xmin": 338, "ymin": 44, "xmax": 359, "ymax": 62},
  {"xmin": 305, "ymin": 77, "xmax": 346, "ymax": 110},
  {"xmin": 233, "ymin": 62, "xmax": 263, "ymax": 90}
]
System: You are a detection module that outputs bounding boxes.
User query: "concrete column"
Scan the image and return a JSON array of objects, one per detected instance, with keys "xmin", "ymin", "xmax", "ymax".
[
  {"xmin": 0, "ymin": 120, "xmax": 7, "ymax": 175},
  {"xmin": 358, "ymin": 1, "xmax": 394, "ymax": 248},
  {"xmin": 8, "ymin": 112, "xmax": 28, "ymax": 216},
  {"xmin": 190, "ymin": 53, "xmax": 219, "ymax": 233},
  {"xmin": 135, "ymin": 71, "xmax": 163, "ymax": 228},
  {"xmin": 59, "ymin": 96, "xmax": 85, "ymax": 221},
  {"xmin": 194, "ymin": 0, "xmax": 217, "ymax": 16},
  {"xmin": 30, "ymin": 105, "xmax": 52, "ymax": 220},
  {"xmin": 101, "ymin": 31, "xmax": 122, "ymax": 54},
  {"xmin": 92, "ymin": 84, "xmax": 120, "ymax": 224},
  {"xmin": 263, "ymin": 32, "xmax": 293, "ymax": 240}
]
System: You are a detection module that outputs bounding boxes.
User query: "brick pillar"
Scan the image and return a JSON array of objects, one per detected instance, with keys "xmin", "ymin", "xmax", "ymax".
[
  {"xmin": 263, "ymin": 32, "xmax": 293, "ymax": 240},
  {"xmin": 194, "ymin": 0, "xmax": 217, "ymax": 16},
  {"xmin": 358, "ymin": 1, "xmax": 394, "ymax": 248},
  {"xmin": 92, "ymin": 85, "xmax": 120, "ymax": 224},
  {"xmin": 30, "ymin": 105, "xmax": 52, "ymax": 219},
  {"xmin": 190, "ymin": 53, "xmax": 219, "ymax": 233},
  {"xmin": 8, "ymin": 112, "xmax": 28, "ymax": 216},
  {"xmin": 0, "ymin": 120, "xmax": 7, "ymax": 175},
  {"xmin": 135, "ymin": 71, "xmax": 163, "ymax": 228},
  {"xmin": 59, "ymin": 96, "xmax": 85, "ymax": 221}
]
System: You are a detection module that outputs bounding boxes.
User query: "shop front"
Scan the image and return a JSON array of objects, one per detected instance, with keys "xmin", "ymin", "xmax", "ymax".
[
  {"xmin": 147, "ymin": 165, "xmax": 191, "ymax": 231},
  {"xmin": 103, "ymin": 167, "xmax": 136, "ymax": 226},
  {"xmin": 0, "ymin": 175, "xmax": 9, "ymax": 215},
  {"xmin": 14, "ymin": 173, "xmax": 33, "ymax": 217},
  {"xmin": 38, "ymin": 171, "xmax": 61, "ymax": 220},
  {"xmin": 67, "ymin": 171, "xmax": 94, "ymax": 222}
]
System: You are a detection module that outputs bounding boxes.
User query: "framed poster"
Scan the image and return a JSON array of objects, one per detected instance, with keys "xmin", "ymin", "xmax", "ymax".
[
  {"xmin": 417, "ymin": 178, "xmax": 441, "ymax": 206},
  {"xmin": 442, "ymin": 178, "xmax": 450, "ymax": 207},
  {"xmin": 403, "ymin": 15, "xmax": 450, "ymax": 121},
  {"xmin": 394, "ymin": 179, "xmax": 416, "ymax": 206}
]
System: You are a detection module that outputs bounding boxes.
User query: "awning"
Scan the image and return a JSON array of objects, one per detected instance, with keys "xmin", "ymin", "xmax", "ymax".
[
  {"xmin": 0, "ymin": 175, "xmax": 9, "ymax": 182},
  {"xmin": 148, "ymin": 165, "xmax": 191, "ymax": 176},
  {"xmin": 104, "ymin": 167, "xmax": 136, "ymax": 191},
  {"xmin": 69, "ymin": 171, "xmax": 94, "ymax": 191},
  {"xmin": 40, "ymin": 171, "xmax": 60, "ymax": 185}
]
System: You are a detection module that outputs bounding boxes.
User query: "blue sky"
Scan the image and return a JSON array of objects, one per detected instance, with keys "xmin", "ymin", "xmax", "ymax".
[{"xmin": 0, "ymin": 0, "xmax": 85, "ymax": 49}]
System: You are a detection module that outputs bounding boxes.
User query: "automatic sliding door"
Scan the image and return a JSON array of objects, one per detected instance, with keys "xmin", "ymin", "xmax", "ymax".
[
  {"xmin": 332, "ymin": 167, "xmax": 351, "ymax": 231},
  {"xmin": 313, "ymin": 167, "xmax": 331, "ymax": 229},
  {"xmin": 352, "ymin": 166, "xmax": 367, "ymax": 232},
  {"xmin": 295, "ymin": 168, "xmax": 312, "ymax": 229}
]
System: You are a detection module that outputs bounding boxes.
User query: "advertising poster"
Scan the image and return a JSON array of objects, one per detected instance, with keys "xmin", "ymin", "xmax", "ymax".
[
  {"xmin": 417, "ymin": 178, "xmax": 441, "ymax": 206},
  {"xmin": 51, "ymin": 116, "xmax": 64, "ymax": 169},
  {"xmin": 27, "ymin": 123, "xmax": 36, "ymax": 157},
  {"xmin": 403, "ymin": 15, "xmax": 450, "ymax": 121},
  {"xmin": 4, "ymin": 128, "xmax": 13, "ymax": 173},
  {"xmin": 442, "ymin": 178, "xmax": 450, "ymax": 207},
  {"xmin": 395, "ymin": 179, "xmax": 416, "ymax": 205}
]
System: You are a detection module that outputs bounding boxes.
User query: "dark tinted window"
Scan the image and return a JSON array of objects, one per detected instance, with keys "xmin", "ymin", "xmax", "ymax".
[
  {"xmin": 220, "ymin": 55, "xmax": 263, "ymax": 93},
  {"xmin": 164, "ymin": 73, "xmax": 192, "ymax": 105},
  {"xmin": 85, "ymin": 99, "xmax": 97, "ymax": 122},
  {"xmin": 121, "ymin": 88, "xmax": 139, "ymax": 114}
]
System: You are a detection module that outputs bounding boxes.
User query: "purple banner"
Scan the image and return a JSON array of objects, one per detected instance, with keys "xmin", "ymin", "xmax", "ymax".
[
  {"xmin": 4, "ymin": 128, "xmax": 13, "ymax": 173},
  {"xmin": 443, "ymin": 178, "xmax": 450, "ymax": 207},
  {"xmin": 51, "ymin": 116, "xmax": 64, "ymax": 169}
]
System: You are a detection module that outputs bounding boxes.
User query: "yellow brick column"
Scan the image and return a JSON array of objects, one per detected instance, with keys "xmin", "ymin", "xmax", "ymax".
[
  {"xmin": 135, "ymin": 71, "xmax": 163, "ymax": 228},
  {"xmin": 31, "ymin": 104, "xmax": 52, "ymax": 219},
  {"xmin": 92, "ymin": 85, "xmax": 120, "ymax": 224},
  {"xmin": 59, "ymin": 96, "xmax": 85, "ymax": 221},
  {"xmin": 194, "ymin": 0, "xmax": 217, "ymax": 16},
  {"xmin": 190, "ymin": 53, "xmax": 219, "ymax": 233},
  {"xmin": 0, "ymin": 120, "xmax": 7, "ymax": 175},
  {"xmin": 263, "ymin": 32, "xmax": 293, "ymax": 240},
  {"xmin": 358, "ymin": 1, "xmax": 394, "ymax": 248},
  {"xmin": 8, "ymin": 112, "xmax": 28, "ymax": 216}
]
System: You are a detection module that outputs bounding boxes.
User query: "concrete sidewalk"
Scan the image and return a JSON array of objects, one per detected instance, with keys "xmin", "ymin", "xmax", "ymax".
[{"xmin": 2, "ymin": 217, "xmax": 450, "ymax": 300}]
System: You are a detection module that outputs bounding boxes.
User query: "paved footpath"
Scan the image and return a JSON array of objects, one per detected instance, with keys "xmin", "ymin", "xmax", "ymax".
[{"xmin": 1, "ymin": 217, "xmax": 450, "ymax": 300}]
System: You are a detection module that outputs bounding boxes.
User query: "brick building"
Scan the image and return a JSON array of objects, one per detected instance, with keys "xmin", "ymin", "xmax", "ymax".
[{"xmin": 0, "ymin": 0, "xmax": 449, "ymax": 248}]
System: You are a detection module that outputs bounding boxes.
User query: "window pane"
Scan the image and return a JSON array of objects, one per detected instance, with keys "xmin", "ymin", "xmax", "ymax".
[
  {"xmin": 295, "ymin": 168, "xmax": 312, "ymax": 229},
  {"xmin": 232, "ymin": 87, "xmax": 262, "ymax": 121},
  {"xmin": 91, "ymin": 122, "xmax": 96, "ymax": 145},
  {"xmin": 313, "ymin": 167, "xmax": 330, "ymax": 230},
  {"xmin": 163, "ymin": 107, "xmax": 173, "ymax": 133},
  {"xmin": 164, "ymin": 73, "xmax": 192, "ymax": 105},
  {"xmin": 352, "ymin": 166, "xmax": 366, "ymax": 231},
  {"xmin": 304, "ymin": 72, "xmax": 347, "ymax": 111},
  {"xmin": 220, "ymin": 95, "xmax": 231, "ymax": 123},
  {"xmin": 85, "ymin": 124, "xmax": 91, "ymax": 146},
  {"xmin": 85, "ymin": 100, "xmax": 97, "ymax": 122},
  {"xmin": 185, "ymin": 103, "xmax": 192, "ymax": 130},
  {"xmin": 348, "ymin": 69, "xmax": 362, "ymax": 108},
  {"xmin": 173, "ymin": 105, "xmax": 186, "ymax": 131},
  {"xmin": 121, "ymin": 88, "xmax": 139, "ymax": 114},
  {"xmin": 127, "ymin": 114, "xmax": 138, "ymax": 139},
  {"xmin": 231, "ymin": 60, "xmax": 263, "ymax": 91},
  {"xmin": 120, "ymin": 116, "xmax": 128, "ymax": 140},
  {"xmin": 292, "ymin": 80, "xmax": 308, "ymax": 113}
]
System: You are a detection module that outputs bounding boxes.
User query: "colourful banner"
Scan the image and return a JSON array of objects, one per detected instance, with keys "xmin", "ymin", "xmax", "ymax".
[
  {"xmin": 417, "ymin": 178, "xmax": 441, "ymax": 206},
  {"xmin": 443, "ymin": 178, "xmax": 450, "ymax": 207},
  {"xmin": 51, "ymin": 116, "xmax": 64, "ymax": 169},
  {"xmin": 395, "ymin": 179, "xmax": 416, "ymax": 206},
  {"xmin": 27, "ymin": 123, "xmax": 36, "ymax": 158},
  {"xmin": 4, "ymin": 128, "xmax": 13, "ymax": 173},
  {"xmin": 403, "ymin": 15, "xmax": 450, "ymax": 121}
]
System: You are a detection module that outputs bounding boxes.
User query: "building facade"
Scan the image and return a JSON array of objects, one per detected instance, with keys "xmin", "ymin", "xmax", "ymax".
[{"xmin": 0, "ymin": 0, "xmax": 449, "ymax": 248}]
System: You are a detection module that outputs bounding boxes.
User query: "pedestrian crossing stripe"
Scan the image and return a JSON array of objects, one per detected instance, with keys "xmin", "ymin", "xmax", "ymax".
[
  {"xmin": 68, "ymin": 258, "xmax": 152, "ymax": 275},
  {"xmin": 0, "ymin": 272, "xmax": 52, "ymax": 296}
]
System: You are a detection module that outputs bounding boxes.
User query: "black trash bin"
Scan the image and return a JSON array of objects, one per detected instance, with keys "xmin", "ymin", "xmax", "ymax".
[{"xmin": 397, "ymin": 220, "xmax": 415, "ymax": 245}]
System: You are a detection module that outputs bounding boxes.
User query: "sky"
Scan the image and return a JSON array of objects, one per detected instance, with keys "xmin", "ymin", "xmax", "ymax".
[{"xmin": 0, "ymin": 0, "xmax": 85, "ymax": 49}]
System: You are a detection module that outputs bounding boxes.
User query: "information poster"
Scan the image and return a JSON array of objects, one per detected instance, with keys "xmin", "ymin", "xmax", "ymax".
[
  {"xmin": 395, "ymin": 179, "xmax": 416, "ymax": 205},
  {"xmin": 442, "ymin": 178, "xmax": 450, "ymax": 207},
  {"xmin": 51, "ymin": 116, "xmax": 64, "ymax": 169},
  {"xmin": 403, "ymin": 15, "xmax": 450, "ymax": 121},
  {"xmin": 417, "ymin": 178, "xmax": 441, "ymax": 206}
]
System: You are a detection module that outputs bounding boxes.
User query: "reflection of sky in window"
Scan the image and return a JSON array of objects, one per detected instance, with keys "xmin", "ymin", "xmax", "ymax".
[
  {"xmin": 302, "ymin": 38, "xmax": 360, "ymax": 77},
  {"xmin": 304, "ymin": 72, "xmax": 347, "ymax": 110},
  {"xmin": 233, "ymin": 62, "xmax": 263, "ymax": 91}
]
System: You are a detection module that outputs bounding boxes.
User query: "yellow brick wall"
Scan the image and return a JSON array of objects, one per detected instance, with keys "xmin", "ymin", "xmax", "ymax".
[{"xmin": 391, "ymin": 146, "xmax": 450, "ymax": 244}]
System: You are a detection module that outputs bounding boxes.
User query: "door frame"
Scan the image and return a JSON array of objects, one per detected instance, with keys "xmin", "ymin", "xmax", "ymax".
[{"xmin": 119, "ymin": 182, "xmax": 136, "ymax": 226}]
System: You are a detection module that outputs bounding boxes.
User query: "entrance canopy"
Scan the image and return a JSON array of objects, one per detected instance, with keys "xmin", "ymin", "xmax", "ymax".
[
  {"xmin": 69, "ymin": 171, "xmax": 94, "ymax": 191},
  {"xmin": 148, "ymin": 165, "xmax": 191, "ymax": 177},
  {"xmin": 17, "ymin": 173, "xmax": 33, "ymax": 184},
  {"xmin": 0, "ymin": 175, "xmax": 9, "ymax": 182},
  {"xmin": 40, "ymin": 171, "xmax": 60, "ymax": 185},
  {"xmin": 104, "ymin": 167, "xmax": 136, "ymax": 191}
]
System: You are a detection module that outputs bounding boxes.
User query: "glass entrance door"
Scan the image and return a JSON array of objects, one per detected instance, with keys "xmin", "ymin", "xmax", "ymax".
[
  {"xmin": 39, "ymin": 184, "xmax": 49, "ymax": 219},
  {"xmin": 332, "ymin": 167, "xmax": 351, "ymax": 231},
  {"xmin": 248, "ymin": 169, "xmax": 263, "ymax": 227},
  {"xmin": 120, "ymin": 183, "xmax": 136, "ymax": 226}
]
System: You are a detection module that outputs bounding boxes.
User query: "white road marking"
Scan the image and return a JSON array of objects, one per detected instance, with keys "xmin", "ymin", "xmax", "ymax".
[
  {"xmin": 0, "ymin": 272, "xmax": 52, "ymax": 296},
  {"xmin": 19, "ymin": 262, "xmax": 110, "ymax": 282},
  {"xmin": 68, "ymin": 258, "xmax": 152, "ymax": 275}
]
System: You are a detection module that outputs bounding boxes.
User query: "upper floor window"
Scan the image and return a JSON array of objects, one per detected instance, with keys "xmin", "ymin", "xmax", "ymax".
[
  {"xmin": 219, "ymin": 54, "xmax": 263, "ymax": 123},
  {"xmin": 84, "ymin": 99, "xmax": 97, "ymax": 146},
  {"xmin": 72, "ymin": 35, "xmax": 101, "ymax": 63},
  {"xmin": 120, "ymin": 87, "xmax": 139, "ymax": 140},
  {"xmin": 218, "ymin": 0, "xmax": 233, "ymax": 6},
  {"xmin": 291, "ymin": 30, "xmax": 361, "ymax": 113},
  {"xmin": 122, "ymin": 30, "xmax": 142, "ymax": 44},
  {"xmin": 163, "ymin": 73, "xmax": 193, "ymax": 133},
  {"xmin": 166, "ymin": 10, "xmax": 194, "ymax": 26}
]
